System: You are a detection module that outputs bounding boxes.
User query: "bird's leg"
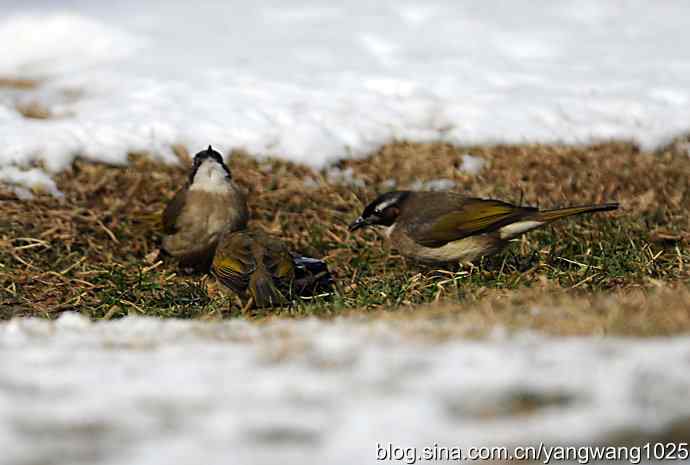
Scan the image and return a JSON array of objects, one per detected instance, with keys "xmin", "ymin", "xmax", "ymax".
[{"xmin": 241, "ymin": 296, "xmax": 254, "ymax": 314}]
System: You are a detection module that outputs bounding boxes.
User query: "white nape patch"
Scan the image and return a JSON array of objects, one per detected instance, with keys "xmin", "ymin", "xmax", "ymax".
[
  {"xmin": 499, "ymin": 220, "xmax": 544, "ymax": 239},
  {"xmin": 189, "ymin": 160, "xmax": 231, "ymax": 193},
  {"xmin": 375, "ymin": 197, "xmax": 399, "ymax": 213}
]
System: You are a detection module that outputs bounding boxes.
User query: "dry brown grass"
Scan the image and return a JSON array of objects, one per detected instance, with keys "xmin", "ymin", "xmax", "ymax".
[
  {"xmin": 0, "ymin": 77, "xmax": 40, "ymax": 90},
  {"xmin": 370, "ymin": 284, "xmax": 690, "ymax": 339},
  {"xmin": 1, "ymin": 140, "xmax": 689, "ymax": 331},
  {"xmin": 1, "ymin": 76, "xmax": 61, "ymax": 119},
  {"xmin": 15, "ymin": 100, "xmax": 52, "ymax": 119}
]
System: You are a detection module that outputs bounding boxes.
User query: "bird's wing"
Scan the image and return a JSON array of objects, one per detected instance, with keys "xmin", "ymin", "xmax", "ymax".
[
  {"xmin": 162, "ymin": 187, "xmax": 188, "ymax": 234},
  {"xmin": 212, "ymin": 233, "xmax": 256, "ymax": 294},
  {"xmin": 238, "ymin": 232, "xmax": 293, "ymax": 307},
  {"xmin": 407, "ymin": 198, "xmax": 536, "ymax": 248},
  {"xmin": 262, "ymin": 239, "xmax": 295, "ymax": 281}
]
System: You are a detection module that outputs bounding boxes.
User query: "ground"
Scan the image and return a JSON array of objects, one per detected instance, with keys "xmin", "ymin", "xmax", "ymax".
[{"xmin": 1, "ymin": 140, "xmax": 690, "ymax": 335}]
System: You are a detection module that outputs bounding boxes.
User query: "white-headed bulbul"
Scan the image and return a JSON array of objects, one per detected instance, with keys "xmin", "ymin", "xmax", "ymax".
[
  {"xmin": 162, "ymin": 146, "xmax": 248, "ymax": 272},
  {"xmin": 348, "ymin": 191, "xmax": 619, "ymax": 265}
]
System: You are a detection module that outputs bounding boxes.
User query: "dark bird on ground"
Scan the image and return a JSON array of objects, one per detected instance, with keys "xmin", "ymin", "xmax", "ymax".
[
  {"xmin": 162, "ymin": 146, "xmax": 248, "ymax": 272},
  {"xmin": 212, "ymin": 229, "xmax": 334, "ymax": 308},
  {"xmin": 349, "ymin": 191, "xmax": 619, "ymax": 265}
]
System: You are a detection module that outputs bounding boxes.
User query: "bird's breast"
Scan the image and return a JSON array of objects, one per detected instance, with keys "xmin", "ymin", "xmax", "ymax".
[
  {"xmin": 182, "ymin": 190, "xmax": 246, "ymax": 234},
  {"xmin": 390, "ymin": 228, "xmax": 503, "ymax": 264}
]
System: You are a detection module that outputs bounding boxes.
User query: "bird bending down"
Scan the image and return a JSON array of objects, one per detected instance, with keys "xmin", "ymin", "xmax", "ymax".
[
  {"xmin": 162, "ymin": 146, "xmax": 248, "ymax": 272},
  {"xmin": 212, "ymin": 229, "xmax": 335, "ymax": 308},
  {"xmin": 212, "ymin": 229, "xmax": 295, "ymax": 308},
  {"xmin": 348, "ymin": 191, "xmax": 619, "ymax": 265}
]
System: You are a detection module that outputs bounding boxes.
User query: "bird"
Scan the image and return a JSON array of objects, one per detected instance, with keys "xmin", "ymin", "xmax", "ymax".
[
  {"xmin": 212, "ymin": 229, "xmax": 334, "ymax": 308},
  {"xmin": 348, "ymin": 191, "xmax": 619, "ymax": 265},
  {"xmin": 162, "ymin": 146, "xmax": 248, "ymax": 272},
  {"xmin": 212, "ymin": 229, "xmax": 293, "ymax": 308}
]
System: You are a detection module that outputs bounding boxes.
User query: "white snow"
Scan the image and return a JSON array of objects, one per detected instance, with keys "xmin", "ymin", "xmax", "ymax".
[
  {"xmin": 10, "ymin": 185, "xmax": 34, "ymax": 200},
  {"xmin": 459, "ymin": 153, "xmax": 485, "ymax": 175},
  {"xmin": 325, "ymin": 166, "xmax": 366, "ymax": 187},
  {"xmin": 0, "ymin": 166, "xmax": 63, "ymax": 197},
  {"xmin": 409, "ymin": 178, "xmax": 456, "ymax": 191},
  {"xmin": 2, "ymin": 1, "xmax": 690, "ymax": 190},
  {"xmin": 1, "ymin": 313, "xmax": 689, "ymax": 465},
  {"xmin": 0, "ymin": 13, "xmax": 142, "ymax": 76}
]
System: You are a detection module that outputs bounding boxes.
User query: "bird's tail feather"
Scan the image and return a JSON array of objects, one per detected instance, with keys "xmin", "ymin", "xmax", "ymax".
[
  {"xmin": 535, "ymin": 202, "xmax": 619, "ymax": 222},
  {"xmin": 292, "ymin": 255, "xmax": 335, "ymax": 296},
  {"xmin": 499, "ymin": 202, "xmax": 618, "ymax": 239},
  {"xmin": 249, "ymin": 269, "xmax": 287, "ymax": 308},
  {"xmin": 131, "ymin": 211, "xmax": 163, "ymax": 229}
]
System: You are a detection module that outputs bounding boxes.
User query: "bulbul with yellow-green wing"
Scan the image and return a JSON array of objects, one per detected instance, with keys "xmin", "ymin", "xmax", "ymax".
[
  {"xmin": 212, "ymin": 229, "xmax": 335, "ymax": 308},
  {"xmin": 212, "ymin": 229, "xmax": 294, "ymax": 308},
  {"xmin": 349, "ymin": 191, "xmax": 619, "ymax": 265},
  {"xmin": 162, "ymin": 146, "xmax": 248, "ymax": 272}
]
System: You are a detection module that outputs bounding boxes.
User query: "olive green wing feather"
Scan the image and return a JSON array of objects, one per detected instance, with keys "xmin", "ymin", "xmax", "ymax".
[
  {"xmin": 211, "ymin": 233, "xmax": 256, "ymax": 294},
  {"xmin": 262, "ymin": 240, "xmax": 295, "ymax": 281},
  {"xmin": 408, "ymin": 198, "xmax": 536, "ymax": 248}
]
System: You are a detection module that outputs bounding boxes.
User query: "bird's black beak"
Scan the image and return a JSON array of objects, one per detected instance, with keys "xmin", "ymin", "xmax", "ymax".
[{"xmin": 348, "ymin": 216, "xmax": 369, "ymax": 232}]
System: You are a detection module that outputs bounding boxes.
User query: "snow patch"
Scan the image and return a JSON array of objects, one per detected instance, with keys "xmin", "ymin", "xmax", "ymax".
[
  {"xmin": 1, "ymin": 314, "xmax": 690, "ymax": 464},
  {"xmin": 0, "ymin": 1, "xmax": 689, "ymax": 181},
  {"xmin": 0, "ymin": 13, "xmax": 142, "ymax": 76},
  {"xmin": 459, "ymin": 153, "xmax": 485, "ymax": 175},
  {"xmin": 325, "ymin": 166, "xmax": 365, "ymax": 187},
  {"xmin": 0, "ymin": 166, "xmax": 63, "ymax": 197},
  {"xmin": 409, "ymin": 178, "xmax": 456, "ymax": 191}
]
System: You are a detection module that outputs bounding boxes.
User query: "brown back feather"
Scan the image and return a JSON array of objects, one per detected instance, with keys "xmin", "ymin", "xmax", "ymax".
[{"xmin": 401, "ymin": 193, "xmax": 536, "ymax": 248}]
